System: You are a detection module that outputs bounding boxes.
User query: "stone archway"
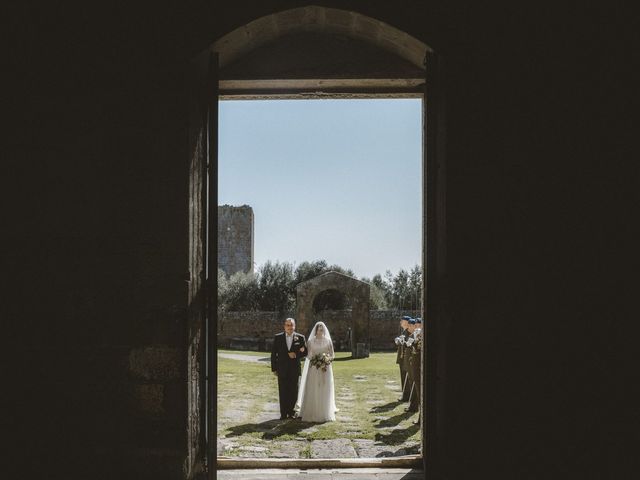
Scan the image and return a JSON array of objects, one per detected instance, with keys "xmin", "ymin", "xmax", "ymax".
[
  {"xmin": 296, "ymin": 271, "xmax": 370, "ymax": 358},
  {"xmin": 212, "ymin": 6, "xmax": 429, "ymax": 70}
]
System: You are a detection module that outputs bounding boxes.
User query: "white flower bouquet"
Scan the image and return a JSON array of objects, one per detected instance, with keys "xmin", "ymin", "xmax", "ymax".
[
  {"xmin": 310, "ymin": 353, "xmax": 332, "ymax": 372},
  {"xmin": 411, "ymin": 331, "xmax": 423, "ymax": 354}
]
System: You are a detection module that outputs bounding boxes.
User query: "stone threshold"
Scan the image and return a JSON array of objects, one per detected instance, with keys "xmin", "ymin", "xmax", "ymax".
[
  {"xmin": 218, "ymin": 455, "xmax": 422, "ymax": 469},
  {"xmin": 216, "ymin": 468, "xmax": 425, "ymax": 480}
]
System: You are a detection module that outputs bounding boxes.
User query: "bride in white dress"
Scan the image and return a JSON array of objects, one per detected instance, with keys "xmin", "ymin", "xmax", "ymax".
[{"xmin": 295, "ymin": 321, "xmax": 338, "ymax": 422}]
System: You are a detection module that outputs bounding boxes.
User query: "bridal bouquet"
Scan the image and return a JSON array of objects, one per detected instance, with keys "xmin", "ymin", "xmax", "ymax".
[
  {"xmin": 411, "ymin": 331, "xmax": 423, "ymax": 354},
  {"xmin": 310, "ymin": 353, "xmax": 333, "ymax": 372}
]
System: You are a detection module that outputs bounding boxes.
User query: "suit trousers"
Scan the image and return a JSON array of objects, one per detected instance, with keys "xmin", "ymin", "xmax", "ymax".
[{"xmin": 277, "ymin": 370, "xmax": 299, "ymax": 417}]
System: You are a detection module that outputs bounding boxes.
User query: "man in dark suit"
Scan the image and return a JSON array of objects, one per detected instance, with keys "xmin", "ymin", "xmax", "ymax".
[{"xmin": 271, "ymin": 317, "xmax": 307, "ymax": 420}]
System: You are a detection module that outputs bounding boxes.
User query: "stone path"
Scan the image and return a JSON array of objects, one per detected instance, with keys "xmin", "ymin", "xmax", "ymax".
[
  {"xmin": 219, "ymin": 352, "xmax": 269, "ymax": 363},
  {"xmin": 218, "ymin": 431, "xmax": 420, "ymax": 459}
]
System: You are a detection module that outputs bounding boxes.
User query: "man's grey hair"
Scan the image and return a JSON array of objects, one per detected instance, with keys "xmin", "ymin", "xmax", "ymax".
[{"xmin": 284, "ymin": 317, "xmax": 296, "ymax": 326}]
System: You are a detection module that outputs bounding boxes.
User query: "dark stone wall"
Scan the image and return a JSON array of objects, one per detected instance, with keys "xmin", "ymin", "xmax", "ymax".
[
  {"xmin": 8, "ymin": 1, "xmax": 632, "ymax": 479},
  {"xmin": 217, "ymin": 309, "xmax": 421, "ymax": 351}
]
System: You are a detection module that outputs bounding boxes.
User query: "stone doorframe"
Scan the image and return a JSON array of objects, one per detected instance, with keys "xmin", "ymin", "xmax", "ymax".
[
  {"xmin": 192, "ymin": 5, "xmax": 443, "ymax": 476},
  {"xmin": 296, "ymin": 271, "xmax": 370, "ymax": 358}
]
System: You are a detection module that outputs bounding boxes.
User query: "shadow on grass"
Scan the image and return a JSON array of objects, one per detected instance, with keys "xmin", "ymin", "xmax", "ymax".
[
  {"xmin": 374, "ymin": 410, "xmax": 414, "ymax": 428},
  {"xmin": 370, "ymin": 400, "xmax": 403, "ymax": 413},
  {"xmin": 224, "ymin": 418, "xmax": 316, "ymax": 440},
  {"xmin": 374, "ymin": 421, "xmax": 421, "ymax": 446}
]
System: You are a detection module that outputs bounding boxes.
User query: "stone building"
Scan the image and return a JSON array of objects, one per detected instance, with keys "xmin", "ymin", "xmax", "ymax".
[{"xmin": 217, "ymin": 205, "xmax": 254, "ymax": 276}]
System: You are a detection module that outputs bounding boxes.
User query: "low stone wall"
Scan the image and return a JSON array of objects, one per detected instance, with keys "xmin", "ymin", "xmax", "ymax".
[{"xmin": 217, "ymin": 309, "xmax": 421, "ymax": 351}]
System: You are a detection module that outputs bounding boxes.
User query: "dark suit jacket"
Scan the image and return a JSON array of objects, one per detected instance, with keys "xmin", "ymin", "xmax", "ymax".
[{"xmin": 271, "ymin": 332, "xmax": 307, "ymax": 376}]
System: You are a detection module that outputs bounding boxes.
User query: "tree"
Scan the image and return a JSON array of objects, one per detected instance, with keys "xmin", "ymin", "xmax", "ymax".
[
  {"xmin": 217, "ymin": 259, "xmax": 421, "ymax": 312},
  {"xmin": 257, "ymin": 261, "xmax": 294, "ymax": 312},
  {"xmin": 371, "ymin": 273, "xmax": 392, "ymax": 308},
  {"xmin": 408, "ymin": 265, "xmax": 422, "ymax": 311},
  {"xmin": 291, "ymin": 260, "xmax": 329, "ymax": 286},
  {"xmin": 217, "ymin": 268, "xmax": 228, "ymax": 306},
  {"xmin": 362, "ymin": 276, "xmax": 389, "ymax": 309},
  {"xmin": 219, "ymin": 271, "xmax": 260, "ymax": 311}
]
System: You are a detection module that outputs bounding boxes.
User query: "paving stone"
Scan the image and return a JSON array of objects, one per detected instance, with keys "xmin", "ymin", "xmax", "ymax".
[
  {"xmin": 238, "ymin": 446, "xmax": 269, "ymax": 452},
  {"xmin": 299, "ymin": 425, "xmax": 319, "ymax": 435},
  {"xmin": 236, "ymin": 445, "xmax": 269, "ymax": 458},
  {"xmin": 219, "ymin": 352, "xmax": 270, "ymax": 363},
  {"xmin": 310, "ymin": 438, "xmax": 357, "ymax": 458},
  {"xmin": 255, "ymin": 412, "xmax": 280, "ymax": 423},
  {"xmin": 217, "ymin": 438, "xmax": 240, "ymax": 455},
  {"xmin": 335, "ymin": 430, "xmax": 364, "ymax": 437},
  {"xmin": 268, "ymin": 440, "xmax": 307, "ymax": 458},
  {"xmin": 336, "ymin": 415, "xmax": 354, "ymax": 422},
  {"xmin": 221, "ymin": 409, "xmax": 248, "ymax": 422},
  {"xmin": 352, "ymin": 439, "xmax": 397, "ymax": 458}
]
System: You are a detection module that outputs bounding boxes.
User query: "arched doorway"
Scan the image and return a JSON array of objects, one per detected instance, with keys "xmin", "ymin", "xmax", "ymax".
[
  {"xmin": 296, "ymin": 271, "xmax": 370, "ymax": 358},
  {"xmin": 187, "ymin": 5, "xmax": 445, "ymax": 478}
]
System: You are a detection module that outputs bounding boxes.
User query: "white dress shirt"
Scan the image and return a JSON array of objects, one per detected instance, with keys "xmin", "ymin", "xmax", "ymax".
[{"xmin": 286, "ymin": 333, "xmax": 293, "ymax": 350}]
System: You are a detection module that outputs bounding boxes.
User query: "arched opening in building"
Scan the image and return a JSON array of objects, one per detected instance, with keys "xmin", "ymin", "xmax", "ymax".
[
  {"xmin": 313, "ymin": 289, "xmax": 353, "ymax": 351},
  {"xmin": 313, "ymin": 288, "xmax": 350, "ymax": 313}
]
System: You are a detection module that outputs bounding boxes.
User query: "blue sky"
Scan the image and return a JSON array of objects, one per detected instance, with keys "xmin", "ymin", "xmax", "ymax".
[{"xmin": 219, "ymin": 99, "xmax": 422, "ymax": 279}]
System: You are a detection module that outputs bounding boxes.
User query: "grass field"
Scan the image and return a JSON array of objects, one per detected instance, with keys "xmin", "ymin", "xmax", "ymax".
[{"xmin": 217, "ymin": 350, "xmax": 421, "ymax": 458}]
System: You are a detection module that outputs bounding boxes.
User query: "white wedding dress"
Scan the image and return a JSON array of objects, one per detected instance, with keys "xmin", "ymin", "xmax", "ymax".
[{"xmin": 295, "ymin": 322, "xmax": 338, "ymax": 422}]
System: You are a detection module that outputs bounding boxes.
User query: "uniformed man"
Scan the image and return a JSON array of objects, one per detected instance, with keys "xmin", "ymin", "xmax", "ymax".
[
  {"xmin": 407, "ymin": 318, "xmax": 422, "ymax": 413},
  {"xmin": 394, "ymin": 315, "xmax": 412, "ymax": 401},
  {"xmin": 402, "ymin": 318, "xmax": 417, "ymax": 404}
]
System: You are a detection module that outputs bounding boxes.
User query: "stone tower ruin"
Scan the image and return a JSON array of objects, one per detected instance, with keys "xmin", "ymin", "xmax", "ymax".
[{"xmin": 218, "ymin": 205, "xmax": 254, "ymax": 276}]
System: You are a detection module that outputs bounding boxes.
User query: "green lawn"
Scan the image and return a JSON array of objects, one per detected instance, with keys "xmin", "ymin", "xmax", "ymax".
[{"xmin": 217, "ymin": 349, "xmax": 421, "ymax": 458}]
